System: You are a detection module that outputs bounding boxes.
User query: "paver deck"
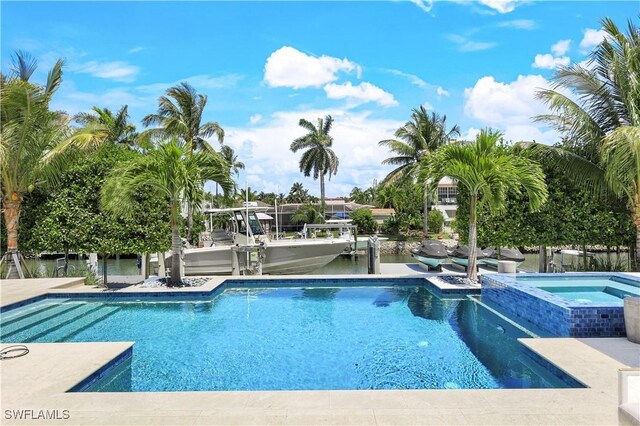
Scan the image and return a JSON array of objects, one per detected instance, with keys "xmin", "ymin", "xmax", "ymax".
[{"xmin": 1, "ymin": 277, "xmax": 639, "ymax": 425}]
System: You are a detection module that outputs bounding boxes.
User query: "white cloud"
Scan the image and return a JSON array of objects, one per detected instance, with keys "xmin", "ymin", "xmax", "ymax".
[
  {"xmin": 128, "ymin": 46, "xmax": 144, "ymax": 54},
  {"xmin": 136, "ymin": 74, "xmax": 244, "ymax": 94},
  {"xmin": 436, "ymin": 86, "xmax": 450, "ymax": 97},
  {"xmin": 462, "ymin": 127, "xmax": 481, "ymax": 141},
  {"xmin": 422, "ymin": 102, "xmax": 434, "ymax": 110},
  {"xmin": 324, "ymin": 82, "xmax": 398, "ymax": 107},
  {"xmin": 249, "ymin": 114, "xmax": 263, "ymax": 125},
  {"xmin": 464, "ymin": 74, "xmax": 549, "ymax": 125},
  {"xmin": 386, "ymin": 69, "xmax": 429, "ymax": 89},
  {"xmin": 478, "ymin": 0, "xmax": 521, "ymax": 13},
  {"xmin": 448, "ymin": 34, "xmax": 497, "ymax": 52},
  {"xmin": 497, "ymin": 19, "xmax": 537, "ymax": 30},
  {"xmin": 551, "ymin": 39, "xmax": 571, "ymax": 56},
  {"xmin": 410, "ymin": 0, "xmax": 433, "ymax": 13},
  {"xmin": 263, "ymin": 46, "xmax": 361, "ymax": 89},
  {"xmin": 71, "ymin": 60, "xmax": 140, "ymax": 82},
  {"xmin": 580, "ymin": 28, "xmax": 607, "ymax": 52},
  {"xmin": 532, "ymin": 53, "xmax": 570, "ymax": 69},
  {"xmin": 463, "ymin": 74, "xmax": 560, "ymax": 144},
  {"xmin": 223, "ymin": 109, "xmax": 404, "ymax": 196},
  {"xmin": 51, "ymin": 81, "xmax": 148, "ymax": 117}
]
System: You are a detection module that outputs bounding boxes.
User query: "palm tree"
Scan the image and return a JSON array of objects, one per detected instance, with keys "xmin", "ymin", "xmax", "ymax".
[
  {"xmin": 290, "ymin": 115, "xmax": 339, "ymax": 213},
  {"xmin": 101, "ymin": 139, "xmax": 233, "ymax": 285},
  {"xmin": 423, "ymin": 129, "xmax": 548, "ymax": 280},
  {"xmin": 287, "ymin": 182, "xmax": 310, "ymax": 203},
  {"xmin": 57, "ymin": 106, "xmax": 137, "ymax": 151},
  {"xmin": 220, "ymin": 145, "xmax": 245, "ymax": 177},
  {"xmin": 142, "ymin": 82, "xmax": 225, "ymax": 241},
  {"xmin": 379, "ymin": 107, "xmax": 460, "ymax": 233},
  {"xmin": 533, "ymin": 17, "xmax": 640, "ymax": 266},
  {"xmin": 1, "ymin": 52, "xmax": 68, "ymax": 278},
  {"xmin": 237, "ymin": 187, "xmax": 257, "ymax": 203},
  {"xmin": 290, "ymin": 204, "xmax": 325, "ymax": 225},
  {"xmin": 142, "ymin": 82, "xmax": 224, "ymax": 152},
  {"xmin": 376, "ymin": 185, "xmax": 403, "ymax": 212}
]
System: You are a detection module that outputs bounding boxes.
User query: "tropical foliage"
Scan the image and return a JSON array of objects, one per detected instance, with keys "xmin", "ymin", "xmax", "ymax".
[
  {"xmin": 290, "ymin": 115, "xmax": 339, "ymax": 211},
  {"xmin": 349, "ymin": 209, "xmax": 377, "ymax": 234},
  {"xmin": 532, "ymin": 16, "xmax": 640, "ymax": 267},
  {"xmin": 422, "ymin": 129, "xmax": 548, "ymax": 280},
  {"xmin": 379, "ymin": 106, "xmax": 460, "ymax": 232},
  {"xmin": 290, "ymin": 204, "xmax": 325, "ymax": 225},
  {"xmin": 142, "ymin": 82, "xmax": 226, "ymax": 241},
  {"xmin": 427, "ymin": 209, "xmax": 445, "ymax": 234},
  {"xmin": 0, "ymin": 52, "xmax": 69, "ymax": 276},
  {"xmin": 101, "ymin": 139, "xmax": 233, "ymax": 285},
  {"xmin": 21, "ymin": 144, "xmax": 171, "ymax": 285}
]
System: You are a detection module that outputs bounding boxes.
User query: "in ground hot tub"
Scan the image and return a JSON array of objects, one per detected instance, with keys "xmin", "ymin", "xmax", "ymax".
[{"xmin": 480, "ymin": 273, "xmax": 640, "ymax": 337}]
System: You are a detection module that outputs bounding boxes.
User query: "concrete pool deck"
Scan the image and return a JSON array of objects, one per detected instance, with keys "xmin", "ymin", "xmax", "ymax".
[{"xmin": 1, "ymin": 276, "xmax": 639, "ymax": 425}]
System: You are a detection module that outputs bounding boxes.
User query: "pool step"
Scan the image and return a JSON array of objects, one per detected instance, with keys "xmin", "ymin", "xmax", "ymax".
[
  {"xmin": 26, "ymin": 305, "xmax": 120, "ymax": 342},
  {"xmin": 2, "ymin": 303, "xmax": 103, "ymax": 342},
  {"xmin": 1, "ymin": 300, "xmax": 72, "ymax": 326},
  {"xmin": 0, "ymin": 302, "xmax": 89, "ymax": 340}
]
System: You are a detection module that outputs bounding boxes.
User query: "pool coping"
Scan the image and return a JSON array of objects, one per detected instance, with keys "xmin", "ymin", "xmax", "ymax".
[
  {"xmin": 1, "ymin": 276, "xmax": 638, "ymax": 424},
  {"xmin": 0, "ymin": 274, "xmax": 480, "ymax": 313}
]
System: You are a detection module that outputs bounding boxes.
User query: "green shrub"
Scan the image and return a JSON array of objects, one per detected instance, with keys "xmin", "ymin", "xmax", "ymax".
[
  {"xmin": 427, "ymin": 210, "xmax": 445, "ymax": 234},
  {"xmin": 350, "ymin": 209, "xmax": 377, "ymax": 234}
]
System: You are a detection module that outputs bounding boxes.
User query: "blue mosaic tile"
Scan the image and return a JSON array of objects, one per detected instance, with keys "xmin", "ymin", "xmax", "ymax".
[
  {"xmin": 68, "ymin": 345, "xmax": 133, "ymax": 392},
  {"xmin": 481, "ymin": 273, "xmax": 634, "ymax": 337}
]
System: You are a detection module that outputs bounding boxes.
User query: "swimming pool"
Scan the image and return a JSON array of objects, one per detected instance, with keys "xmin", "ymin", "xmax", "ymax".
[{"xmin": 0, "ymin": 279, "xmax": 581, "ymax": 391}]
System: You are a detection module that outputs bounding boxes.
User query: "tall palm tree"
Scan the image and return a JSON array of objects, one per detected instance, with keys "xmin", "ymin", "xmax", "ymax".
[
  {"xmin": 533, "ymin": 17, "xmax": 640, "ymax": 266},
  {"xmin": 1, "ymin": 52, "xmax": 68, "ymax": 278},
  {"xmin": 142, "ymin": 82, "xmax": 224, "ymax": 152},
  {"xmin": 379, "ymin": 107, "xmax": 460, "ymax": 233},
  {"xmin": 57, "ymin": 106, "xmax": 137, "ymax": 151},
  {"xmin": 220, "ymin": 145, "xmax": 245, "ymax": 176},
  {"xmin": 101, "ymin": 139, "xmax": 233, "ymax": 285},
  {"xmin": 142, "ymin": 82, "xmax": 225, "ymax": 240},
  {"xmin": 290, "ymin": 115, "xmax": 339, "ymax": 213},
  {"xmin": 423, "ymin": 129, "xmax": 548, "ymax": 280}
]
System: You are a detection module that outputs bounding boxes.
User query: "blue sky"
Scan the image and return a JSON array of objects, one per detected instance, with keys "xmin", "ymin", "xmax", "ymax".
[{"xmin": 2, "ymin": 0, "xmax": 637, "ymax": 197}]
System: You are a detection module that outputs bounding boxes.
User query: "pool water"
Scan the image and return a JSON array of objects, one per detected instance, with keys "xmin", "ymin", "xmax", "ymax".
[
  {"xmin": 0, "ymin": 284, "xmax": 579, "ymax": 391},
  {"xmin": 515, "ymin": 275, "xmax": 640, "ymax": 304}
]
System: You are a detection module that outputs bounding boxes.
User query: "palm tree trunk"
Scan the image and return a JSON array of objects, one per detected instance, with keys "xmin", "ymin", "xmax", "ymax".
[
  {"xmin": 467, "ymin": 193, "xmax": 478, "ymax": 281},
  {"xmin": 186, "ymin": 203, "xmax": 193, "ymax": 243},
  {"xmin": 320, "ymin": 174, "xmax": 326, "ymax": 218},
  {"xmin": 423, "ymin": 198, "xmax": 429, "ymax": 235},
  {"xmin": 635, "ymin": 224, "xmax": 640, "ymax": 272},
  {"xmin": 3, "ymin": 193, "xmax": 22, "ymax": 279},
  {"xmin": 170, "ymin": 225, "xmax": 182, "ymax": 286},
  {"xmin": 102, "ymin": 254, "xmax": 108, "ymax": 287}
]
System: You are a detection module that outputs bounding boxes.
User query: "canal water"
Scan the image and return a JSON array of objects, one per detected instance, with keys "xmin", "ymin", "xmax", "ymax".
[{"xmin": 22, "ymin": 251, "xmax": 629, "ymax": 278}]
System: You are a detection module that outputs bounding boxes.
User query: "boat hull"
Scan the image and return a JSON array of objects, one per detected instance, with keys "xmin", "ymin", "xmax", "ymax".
[
  {"xmin": 262, "ymin": 239, "xmax": 351, "ymax": 274},
  {"xmin": 168, "ymin": 239, "xmax": 351, "ymax": 275},
  {"xmin": 411, "ymin": 253, "xmax": 446, "ymax": 270},
  {"xmin": 451, "ymin": 257, "xmax": 487, "ymax": 267}
]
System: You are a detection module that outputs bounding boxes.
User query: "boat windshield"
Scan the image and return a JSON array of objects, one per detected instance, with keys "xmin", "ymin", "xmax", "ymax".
[{"xmin": 235, "ymin": 211, "xmax": 264, "ymax": 236}]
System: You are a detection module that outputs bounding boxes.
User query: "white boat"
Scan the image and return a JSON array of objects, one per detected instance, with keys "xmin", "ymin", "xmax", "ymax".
[
  {"xmin": 303, "ymin": 219, "xmax": 358, "ymax": 255},
  {"xmin": 153, "ymin": 207, "xmax": 350, "ymax": 275}
]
